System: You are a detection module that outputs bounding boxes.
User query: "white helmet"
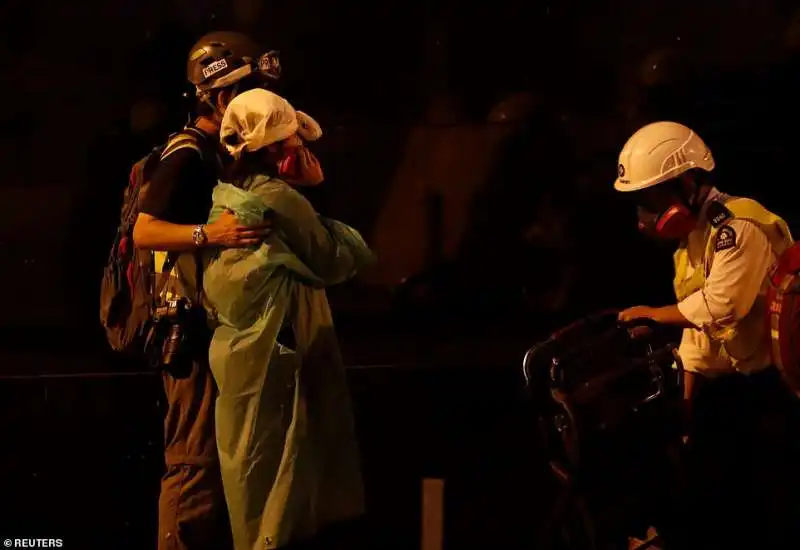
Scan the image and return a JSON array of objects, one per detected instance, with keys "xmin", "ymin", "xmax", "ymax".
[{"xmin": 614, "ymin": 121, "xmax": 715, "ymax": 192}]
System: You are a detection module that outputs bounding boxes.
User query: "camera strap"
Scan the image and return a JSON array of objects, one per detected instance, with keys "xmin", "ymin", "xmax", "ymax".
[
  {"xmin": 151, "ymin": 252, "xmax": 179, "ymax": 309},
  {"xmin": 149, "ymin": 251, "xmax": 206, "ymax": 312},
  {"xmin": 194, "ymin": 250, "xmax": 204, "ymax": 306}
]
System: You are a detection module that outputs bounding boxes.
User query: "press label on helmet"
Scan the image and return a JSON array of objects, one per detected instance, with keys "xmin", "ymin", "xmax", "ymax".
[{"xmin": 203, "ymin": 58, "xmax": 228, "ymax": 79}]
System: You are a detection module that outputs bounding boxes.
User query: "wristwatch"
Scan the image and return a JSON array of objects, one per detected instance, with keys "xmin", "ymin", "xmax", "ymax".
[{"xmin": 192, "ymin": 224, "xmax": 208, "ymax": 247}]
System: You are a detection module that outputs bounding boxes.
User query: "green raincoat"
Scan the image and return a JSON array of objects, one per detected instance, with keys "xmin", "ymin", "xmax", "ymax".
[{"xmin": 204, "ymin": 175, "xmax": 374, "ymax": 550}]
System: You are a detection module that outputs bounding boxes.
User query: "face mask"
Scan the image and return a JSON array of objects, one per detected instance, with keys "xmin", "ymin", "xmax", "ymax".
[
  {"xmin": 637, "ymin": 203, "xmax": 696, "ymax": 241},
  {"xmin": 278, "ymin": 145, "xmax": 324, "ymax": 186}
]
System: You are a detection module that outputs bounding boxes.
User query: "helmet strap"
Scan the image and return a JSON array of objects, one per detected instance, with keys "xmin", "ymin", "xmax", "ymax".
[
  {"xmin": 694, "ymin": 182, "xmax": 713, "ymax": 207},
  {"xmin": 208, "ymin": 81, "xmax": 241, "ymax": 117},
  {"xmin": 675, "ymin": 169, "xmax": 712, "ymax": 214},
  {"xmin": 685, "ymin": 184, "xmax": 699, "ymax": 212},
  {"xmin": 229, "ymin": 81, "xmax": 241, "ymax": 100},
  {"xmin": 670, "ymin": 175, "xmax": 699, "ymax": 215}
]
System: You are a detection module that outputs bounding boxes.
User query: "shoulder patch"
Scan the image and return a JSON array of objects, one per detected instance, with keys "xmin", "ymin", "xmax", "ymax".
[
  {"xmin": 714, "ymin": 225, "xmax": 737, "ymax": 252},
  {"xmin": 706, "ymin": 200, "xmax": 733, "ymax": 228}
]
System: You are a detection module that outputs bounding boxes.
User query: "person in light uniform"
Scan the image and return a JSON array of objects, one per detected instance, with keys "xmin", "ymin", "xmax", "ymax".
[{"xmin": 614, "ymin": 121, "xmax": 799, "ymax": 549}]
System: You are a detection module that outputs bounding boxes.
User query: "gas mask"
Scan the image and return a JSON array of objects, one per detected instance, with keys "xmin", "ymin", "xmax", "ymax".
[
  {"xmin": 637, "ymin": 203, "xmax": 696, "ymax": 241},
  {"xmin": 633, "ymin": 177, "xmax": 701, "ymax": 241},
  {"xmin": 276, "ymin": 137, "xmax": 324, "ymax": 186}
]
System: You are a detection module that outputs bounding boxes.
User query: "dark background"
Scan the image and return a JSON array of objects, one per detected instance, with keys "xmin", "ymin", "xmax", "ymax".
[{"xmin": 1, "ymin": 0, "xmax": 800, "ymax": 547}]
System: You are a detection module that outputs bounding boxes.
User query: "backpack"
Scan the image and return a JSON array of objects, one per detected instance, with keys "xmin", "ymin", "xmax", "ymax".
[
  {"xmin": 99, "ymin": 129, "xmax": 206, "ymax": 355},
  {"xmin": 767, "ymin": 242, "xmax": 800, "ymax": 398}
]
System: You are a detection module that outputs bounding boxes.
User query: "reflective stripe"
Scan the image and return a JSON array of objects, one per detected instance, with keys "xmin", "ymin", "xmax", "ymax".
[
  {"xmin": 771, "ymin": 273, "xmax": 798, "ymax": 371},
  {"xmin": 160, "ymin": 139, "xmax": 202, "ymax": 161},
  {"xmin": 673, "ymin": 196, "xmax": 794, "ymax": 300}
]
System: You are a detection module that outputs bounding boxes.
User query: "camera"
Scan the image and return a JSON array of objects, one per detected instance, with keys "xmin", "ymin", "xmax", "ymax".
[
  {"xmin": 153, "ymin": 297, "xmax": 192, "ymax": 367},
  {"xmin": 154, "ymin": 296, "xmax": 191, "ymax": 321},
  {"xmin": 147, "ymin": 297, "xmax": 205, "ymax": 375}
]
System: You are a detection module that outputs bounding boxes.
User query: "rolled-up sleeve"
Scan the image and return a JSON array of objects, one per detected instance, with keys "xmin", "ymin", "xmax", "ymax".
[{"xmin": 677, "ymin": 219, "xmax": 772, "ymax": 336}]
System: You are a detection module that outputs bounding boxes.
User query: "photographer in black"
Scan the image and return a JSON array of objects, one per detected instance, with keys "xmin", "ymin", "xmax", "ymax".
[{"xmin": 132, "ymin": 32, "xmax": 279, "ymax": 550}]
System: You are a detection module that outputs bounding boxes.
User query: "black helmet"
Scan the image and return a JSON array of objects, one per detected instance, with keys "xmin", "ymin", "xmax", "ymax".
[{"xmin": 186, "ymin": 31, "xmax": 281, "ymax": 97}]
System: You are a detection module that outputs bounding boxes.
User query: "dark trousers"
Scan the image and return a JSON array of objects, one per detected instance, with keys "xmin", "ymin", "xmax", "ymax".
[
  {"xmin": 158, "ymin": 341, "xmax": 232, "ymax": 550},
  {"xmin": 665, "ymin": 368, "xmax": 800, "ymax": 549}
]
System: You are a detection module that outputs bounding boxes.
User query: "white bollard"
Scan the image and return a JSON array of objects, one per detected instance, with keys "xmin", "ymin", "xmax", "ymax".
[{"xmin": 421, "ymin": 478, "xmax": 445, "ymax": 550}]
